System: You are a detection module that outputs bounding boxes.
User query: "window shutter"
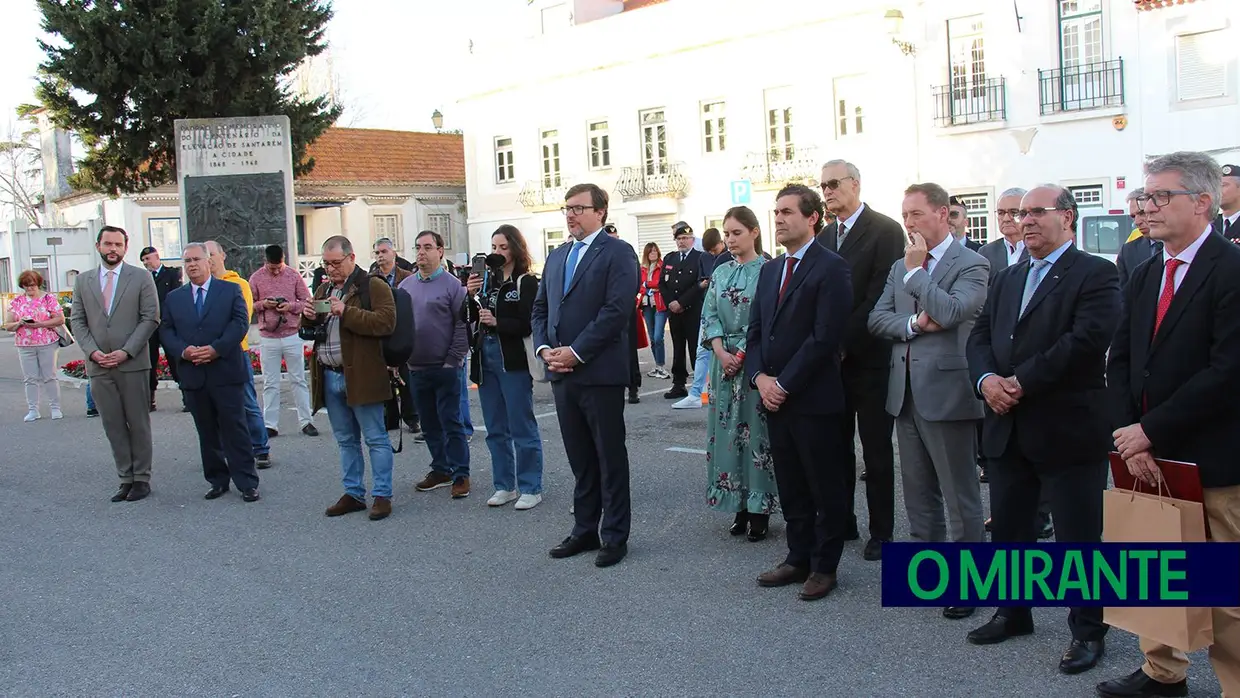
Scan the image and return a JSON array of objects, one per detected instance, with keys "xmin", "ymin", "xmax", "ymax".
[{"xmin": 1177, "ymin": 30, "xmax": 1227, "ymax": 102}]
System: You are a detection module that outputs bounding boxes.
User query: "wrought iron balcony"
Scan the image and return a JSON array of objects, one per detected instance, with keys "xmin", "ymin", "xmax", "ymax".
[
  {"xmin": 517, "ymin": 178, "xmax": 570, "ymax": 211},
  {"xmin": 932, "ymin": 77, "xmax": 1007, "ymax": 127},
  {"xmin": 740, "ymin": 146, "xmax": 822, "ymax": 186},
  {"xmin": 615, "ymin": 162, "xmax": 688, "ymax": 201},
  {"xmin": 1038, "ymin": 58, "xmax": 1125, "ymax": 115}
]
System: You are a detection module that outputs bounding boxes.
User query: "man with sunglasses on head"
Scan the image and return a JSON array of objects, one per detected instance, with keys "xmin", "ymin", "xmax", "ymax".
[{"xmin": 815, "ymin": 159, "xmax": 905, "ymax": 561}]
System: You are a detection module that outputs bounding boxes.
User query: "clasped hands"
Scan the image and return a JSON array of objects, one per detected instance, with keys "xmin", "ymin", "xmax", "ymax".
[
  {"xmin": 714, "ymin": 348, "xmax": 742, "ymax": 378},
  {"xmin": 755, "ymin": 374, "xmax": 787, "ymax": 412},
  {"xmin": 979, "ymin": 374, "xmax": 1024, "ymax": 415},
  {"xmin": 181, "ymin": 345, "xmax": 220, "ymax": 365},
  {"xmin": 540, "ymin": 347, "xmax": 579, "ymax": 374},
  {"xmin": 90, "ymin": 349, "xmax": 130, "ymax": 369},
  {"xmin": 1112, "ymin": 423, "xmax": 1161, "ymax": 487}
]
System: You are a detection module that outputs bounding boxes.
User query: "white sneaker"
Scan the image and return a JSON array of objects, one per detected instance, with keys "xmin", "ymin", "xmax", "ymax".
[
  {"xmin": 672, "ymin": 396, "xmax": 702, "ymax": 409},
  {"xmin": 50, "ymin": 408, "xmax": 63, "ymax": 420},
  {"xmin": 23, "ymin": 410, "xmax": 39, "ymax": 422},
  {"xmin": 514, "ymin": 493, "xmax": 543, "ymax": 510},
  {"xmin": 487, "ymin": 490, "xmax": 518, "ymax": 507}
]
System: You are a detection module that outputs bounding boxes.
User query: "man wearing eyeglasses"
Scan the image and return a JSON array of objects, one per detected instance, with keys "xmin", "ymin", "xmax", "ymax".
[
  {"xmin": 815, "ymin": 159, "xmax": 905, "ymax": 561},
  {"xmin": 949, "ymin": 196, "xmax": 984, "ymax": 252},
  {"xmin": 966, "ymin": 185, "xmax": 1120, "ymax": 674},
  {"xmin": 1115, "ymin": 187, "xmax": 1162, "ymax": 289}
]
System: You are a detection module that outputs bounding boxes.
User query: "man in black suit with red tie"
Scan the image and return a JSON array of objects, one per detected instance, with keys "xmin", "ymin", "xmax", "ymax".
[
  {"xmin": 747, "ymin": 184, "xmax": 852, "ymax": 601},
  {"xmin": 965, "ymin": 185, "xmax": 1120, "ymax": 674},
  {"xmin": 1098, "ymin": 152, "xmax": 1240, "ymax": 698}
]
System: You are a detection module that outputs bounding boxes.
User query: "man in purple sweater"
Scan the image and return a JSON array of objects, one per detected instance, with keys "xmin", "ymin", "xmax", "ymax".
[{"xmin": 399, "ymin": 230, "xmax": 472, "ymax": 499}]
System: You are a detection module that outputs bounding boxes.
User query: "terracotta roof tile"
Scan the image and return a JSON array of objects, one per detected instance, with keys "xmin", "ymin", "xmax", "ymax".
[
  {"xmin": 1134, "ymin": 0, "xmax": 1201, "ymax": 9},
  {"xmin": 622, "ymin": 0, "xmax": 670, "ymax": 11},
  {"xmin": 299, "ymin": 127, "xmax": 464, "ymax": 185}
]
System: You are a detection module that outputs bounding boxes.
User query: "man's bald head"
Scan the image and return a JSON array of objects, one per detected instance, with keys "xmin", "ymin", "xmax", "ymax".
[{"xmin": 205, "ymin": 240, "xmax": 227, "ymax": 277}]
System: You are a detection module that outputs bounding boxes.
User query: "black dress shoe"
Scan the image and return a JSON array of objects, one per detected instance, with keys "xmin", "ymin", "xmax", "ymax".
[
  {"xmin": 110, "ymin": 483, "xmax": 132, "ymax": 502},
  {"xmin": 664, "ymin": 386, "xmax": 688, "ymax": 399},
  {"xmin": 730, "ymin": 511, "xmax": 749, "ymax": 536},
  {"xmin": 241, "ymin": 488, "xmax": 260, "ymax": 503},
  {"xmin": 628, "ymin": 390, "xmax": 640, "ymax": 404},
  {"xmin": 204, "ymin": 485, "xmax": 229, "ymax": 500},
  {"xmin": 747, "ymin": 514, "xmax": 769, "ymax": 542},
  {"xmin": 549, "ymin": 534, "xmax": 602, "ymax": 559},
  {"xmin": 595, "ymin": 543, "xmax": 627, "ymax": 567},
  {"xmin": 1038, "ymin": 513, "xmax": 1055, "ymax": 540},
  {"xmin": 1059, "ymin": 639, "xmax": 1104, "ymax": 675},
  {"xmin": 943, "ymin": 606, "xmax": 976, "ymax": 619},
  {"xmin": 844, "ymin": 525, "xmax": 860, "ymax": 542},
  {"xmin": 967, "ymin": 613, "xmax": 1034, "ymax": 645},
  {"xmin": 125, "ymin": 482, "xmax": 151, "ymax": 501},
  {"xmin": 1095, "ymin": 668, "xmax": 1188, "ymax": 697},
  {"xmin": 859, "ymin": 469, "xmax": 867, "ymax": 481},
  {"xmin": 863, "ymin": 538, "xmax": 886, "ymax": 561}
]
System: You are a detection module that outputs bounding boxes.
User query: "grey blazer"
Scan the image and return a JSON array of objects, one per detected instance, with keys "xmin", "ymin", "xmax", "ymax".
[
  {"xmin": 70, "ymin": 263, "xmax": 161, "ymax": 377},
  {"xmin": 978, "ymin": 238, "xmax": 1030, "ymax": 286},
  {"xmin": 867, "ymin": 241, "xmax": 989, "ymax": 422}
]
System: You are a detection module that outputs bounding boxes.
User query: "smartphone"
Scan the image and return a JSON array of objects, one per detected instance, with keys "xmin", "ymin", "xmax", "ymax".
[
  {"xmin": 314, "ymin": 299, "xmax": 331, "ymax": 314},
  {"xmin": 22, "ymin": 318, "xmax": 36, "ymax": 324},
  {"xmin": 470, "ymin": 254, "xmax": 487, "ymax": 278},
  {"xmin": 272, "ymin": 297, "xmax": 288, "ymax": 305}
]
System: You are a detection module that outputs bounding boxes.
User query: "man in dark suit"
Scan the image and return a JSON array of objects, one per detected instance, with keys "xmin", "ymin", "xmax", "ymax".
[
  {"xmin": 815, "ymin": 159, "xmax": 905, "ymax": 560},
  {"xmin": 1219, "ymin": 163, "xmax": 1238, "ymax": 242},
  {"xmin": 659, "ymin": 221, "xmax": 704, "ymax": 400},
  {"xmin": 160, "ymin": 242, "xmax": 261, "ymax": 503},
  {"xmin": 140, "ymin": 245, "xmax": 183, "ymax": 409},
  {"xmin": 950, "ymin": 196, "xmax": 984, "ymax": 251},
  {"xmin": 1116, "ymin": 187, "xmax": 1164, "ymax": 290},
  {"xmin": 605, "ymin": 223, "xmax": 643, "ymax": 405},
  {"xmin": 533, "ymin": 183, "xmax": 640, "ymax": 568},
  {"xmin": 965, "ymin": 185, "xmax": 1120, "ymax": 674},
  {"xmin": 1098, "ymin": 152, "xmax": 1240, "ymax": 698},
  {"xmin": 747, "ymin": 184, "xmax": 852, "ymax": 601}
]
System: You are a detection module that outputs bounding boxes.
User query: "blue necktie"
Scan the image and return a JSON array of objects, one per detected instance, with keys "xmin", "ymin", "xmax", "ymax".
[
  {"xmin": 1019, "ymin": 259, "xmax": 1049, "ymax": 316},
  {"xmin": 563, "ymin": 241, "xmax": 585, "ymax": 295},
  {"xmin": 195, "ymin": 286, "xmax": 205, "ymax": 317}
]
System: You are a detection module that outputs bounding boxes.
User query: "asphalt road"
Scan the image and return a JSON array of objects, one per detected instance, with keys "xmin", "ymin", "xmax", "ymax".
[{"xmin": 0, "ymin": 334, "xmax": 1222, "ymax": 697}]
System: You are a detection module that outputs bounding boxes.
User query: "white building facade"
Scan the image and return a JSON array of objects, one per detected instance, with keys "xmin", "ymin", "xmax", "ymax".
[{"xmin": 456, "ymin": 0, "xmax": 1238, "ymax": 263}]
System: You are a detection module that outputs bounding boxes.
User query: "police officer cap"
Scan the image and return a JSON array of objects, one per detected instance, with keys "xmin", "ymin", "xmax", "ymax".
[
  {"xmin": 139, "ymin": 246, "xmax": 158, "ymax": 258},
  {"xmin": 671, "ymin": 221, "xmax": 694, "ymax": 237},
  {"xmin": 948, "ymin": 195, "xmax": 967, "ymax": 209},
  {"xmin": 1223, "ymin": 164, "xmax": 1239, "ymax": 178}
]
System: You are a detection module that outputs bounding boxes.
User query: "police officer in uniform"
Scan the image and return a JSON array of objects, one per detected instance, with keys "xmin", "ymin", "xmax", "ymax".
[
  {"xmin": 1220, "ymin": 164, "xmax": 1239, "ymax": 242},
  {"xmin": 658, "ymin": 221, "xmax": 704, "ymax": 400}
]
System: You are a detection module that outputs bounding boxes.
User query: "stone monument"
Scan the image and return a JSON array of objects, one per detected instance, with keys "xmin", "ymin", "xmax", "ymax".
[{"xmin": 174, "ymin": 116, "xmax": 297, "ymax": 280}]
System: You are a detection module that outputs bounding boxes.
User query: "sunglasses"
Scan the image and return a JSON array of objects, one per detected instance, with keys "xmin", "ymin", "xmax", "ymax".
[{"xmin": 819, "ymin": 176, "xmax": 855, "ymax": 192}]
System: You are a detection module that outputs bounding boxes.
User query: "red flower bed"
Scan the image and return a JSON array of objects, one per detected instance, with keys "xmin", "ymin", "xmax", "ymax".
[{"xmin": 61, "ymin": 345, "xmax": 312, "ymax": 378}]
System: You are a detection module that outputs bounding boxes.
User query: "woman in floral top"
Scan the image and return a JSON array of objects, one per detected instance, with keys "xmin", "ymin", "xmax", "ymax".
[
  {"xmin": 699, "ymin": 206, "xmax": 777, "ymax": 541},
  {"xmin": 2, "ymin": 269, "xmax": 66, "ymax": 421}
]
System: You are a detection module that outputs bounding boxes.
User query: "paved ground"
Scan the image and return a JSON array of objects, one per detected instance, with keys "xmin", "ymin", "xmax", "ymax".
[{"xmin": 0, "ymin": 334, "xmax": 1222, "ymax": 696}]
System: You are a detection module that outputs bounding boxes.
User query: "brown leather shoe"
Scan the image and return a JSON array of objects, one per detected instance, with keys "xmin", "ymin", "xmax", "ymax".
[
  {"xmin": 799, "ymin": 572, "xmax": 838, "ymax": 601},
  {"xmin": 369, "ymin": 496, "xmax": 392, "ymax": 520},
  {"xmin": 415, "ymin": 471, "xmax": 453, "ymax": 491},
  {"xmin": 325, "ymin": 494, "xmax": 367, "ymax": 517},
  {"xmin": 756, "ymin": 563, "xmax": 810, "ymax": 587},
  {"xmin": 451, "ymin": 477, "xmax": 471, "ymax": 499}
]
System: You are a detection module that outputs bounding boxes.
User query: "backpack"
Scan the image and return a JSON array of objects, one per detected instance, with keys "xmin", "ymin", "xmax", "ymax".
[{"xmin": 350, "ymin": 270, "xmax": 415, "ymax": 368}]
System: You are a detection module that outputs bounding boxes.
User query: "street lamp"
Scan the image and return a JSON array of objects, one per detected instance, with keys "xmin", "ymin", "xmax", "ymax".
[
  {"xmin": 431, "ymin": 109, "xmax": 443, "ymax": 132},
  {"xmin": 885, "ymin": 9, "xmax": 916, "ymax": 56}
]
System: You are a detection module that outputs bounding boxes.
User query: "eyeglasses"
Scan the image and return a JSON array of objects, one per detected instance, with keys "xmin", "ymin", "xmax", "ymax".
[
  {"xmin": 819, "ymin": 176, "xmax": 855, "ymax": 192},
  {"xmin": 1134, "ymin": 190, "xmax": 1199, "ymax": 208},
  {"xmin": 996, "ymin": 209, "xmax": 1021, "ymax": 219},
  {"xmin": 1014, "ymin": 207, "xmax": 1067, "ymax": 221},
  {"xmin": 322, "ymin": 256, "xmax": 352, "ymax": 268},
  {"xmin": 561, "ymin": 205, "xmax": 596, "ymax": 216}
]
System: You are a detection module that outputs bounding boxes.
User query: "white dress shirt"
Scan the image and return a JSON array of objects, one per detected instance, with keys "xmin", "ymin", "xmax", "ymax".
[
  {"xmin": 190, "ymin": 274, "xmax": 213, "ymax": 301},
  {"xmin": 1004, "ymin": 239, "xmax": 1026, "ymax": 267},
  {"xmin": 903, "ymin": 234, "xmax": 957, "ymax": 337},
  {"xmin": 777, "ymin": 238, "xmax": 813, "ymax": 291},
  {"xmin": 1162, "ymin": 225, "xmax": 1212, "ymax": 294},
  {"xmin": 835, "ymin": 203, "xmax": 867, "ymax": 245}
]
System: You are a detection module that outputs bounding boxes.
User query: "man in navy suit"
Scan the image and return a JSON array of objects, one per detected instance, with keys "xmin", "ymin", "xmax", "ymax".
[
  {"xmin": 747, "ymin": 184, "xmax": 853, "ymax": 601},
  {"xmin": 533, "ymin": 183, "xmax": 640, "ymax": 568},
  {"xmin": 160, "ymin": 242, "xmax": 260, "ymax": 502}
]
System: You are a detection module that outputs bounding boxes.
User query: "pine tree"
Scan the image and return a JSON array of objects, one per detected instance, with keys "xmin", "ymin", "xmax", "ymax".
[{"xmin": 34, "ymin": 0, "xmax": 342, "ymax": 196}]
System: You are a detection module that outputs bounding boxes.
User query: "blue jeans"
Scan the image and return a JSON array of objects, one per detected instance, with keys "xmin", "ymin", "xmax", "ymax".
[
  {"xmin": 411, "ymin": 367, "xmax": 470, "ymax": 480},
  {"xmin": 85, "ymin": 383, "xmax": 95, "ymax": 411},
  {"xmin": 690, "ymin": 344, "xmax": 710, "ymax": 397},
  {"xmin": 322, "ymin": 369, "xmax": 393, "ymax": 500},
  {"xmin": 243, "ymin": 362, "xmax": 270, "ymax": 456},
  {"xmin": 478, "ymin": 335, "xmax": 543, "ymax": 494},
  {"xmin": 459, "ymin": 362, "xmax": 474, "ymax": 436},
  {"xmin": 642, "ymin": 306, "xmax": 667, "ymax": 366}
]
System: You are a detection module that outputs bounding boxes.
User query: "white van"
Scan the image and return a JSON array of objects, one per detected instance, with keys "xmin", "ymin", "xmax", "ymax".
[{"xmin": 1077, "ymin": 208, "xmax": 1131, "ymax": 263}]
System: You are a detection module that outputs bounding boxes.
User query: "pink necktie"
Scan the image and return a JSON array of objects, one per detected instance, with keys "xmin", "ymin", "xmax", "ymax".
[{"xmin": 102, "ymin": 270, "xmax": 115, "ymax": 314}]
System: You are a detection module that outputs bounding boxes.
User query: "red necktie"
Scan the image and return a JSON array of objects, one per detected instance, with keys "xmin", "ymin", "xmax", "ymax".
[
  {"xmin": 1152, "ymin": 259, "xmax": 1183, "ymax": 337},
  {"xmin": 777, "ymin": 256, "xmax": 797, "ymax": 304}
]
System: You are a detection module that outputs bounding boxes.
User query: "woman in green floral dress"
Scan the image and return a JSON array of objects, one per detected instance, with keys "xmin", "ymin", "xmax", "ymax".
[{"xmin": 700, "ymin": 205, "xmax": 778, "ymax": 541}]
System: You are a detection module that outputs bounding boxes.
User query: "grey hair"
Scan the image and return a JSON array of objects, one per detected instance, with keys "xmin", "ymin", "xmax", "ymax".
[
  {"xmin": 1036, "ymin": 184, "xmax": 1080, "ymax": 233},
  {"xmin": 1144, "ymin": 151, "xmax": 1223, "ymax": 218},
  {"xmin": 322, "ymin": 235, "xmax": 353, "ymax": 255},
  {"xmin": 822, "ymin": 159, "xmax": 861, "ymax": 181},
  {"xmin": 183, "ymin": 242, "xmax": 209, "ymax": 258},
  {"xmin": 998, "ymin": 187, "xmax": 1027, "ymax": 200},
  {"xmin": 373, "ymin": 237, "xmax": 395, "ymax": 251},
  {"xmin": 1125, "ymin": 187, "xmax": 1146, "ymax": 202}
]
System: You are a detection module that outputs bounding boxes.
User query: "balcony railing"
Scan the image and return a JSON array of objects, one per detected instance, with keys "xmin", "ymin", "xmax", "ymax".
[
  {"xmin": 1038, "ymin": 58, "xmax": 1125, "ymax": 115},
  {"xmin": 616, "ymin": 162, "xmax": 688, "ymax": 201},
  {"xmin": 932, "ymin": 77, "xmax": 1007, "ymax": 127},
  {"xmin": 740, "ymin": 146, "xmax": 822, "ymax": 186},
  {"xmin": 517, "ymin": 178, "xmax": 570, "ymax": 211}
]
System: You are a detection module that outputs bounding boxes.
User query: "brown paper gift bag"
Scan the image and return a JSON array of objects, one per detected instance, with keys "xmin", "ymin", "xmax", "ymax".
[{"xmin": 1102, "ymin": 486, "xmax": 1213, "ymax": 652}]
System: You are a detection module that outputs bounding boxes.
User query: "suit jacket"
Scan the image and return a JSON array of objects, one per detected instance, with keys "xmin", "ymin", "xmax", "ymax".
[
  {"xmin": 159, "ymin": 280, "xmax": 251, "ymax": 390},
  {"xmin": 1115, "ymin": 235, "xmax": 1163, "ymax": 289},
  {"xmin": 659, "ymin": 249, "xmax": 704, "ymax": 311},
  {"xmin": 978, "ymin": 238, "xmax": 1030, "ymax": 287},
  {"xmin": 151, "ymin": 265, "xmax": 182, "ymax": 304},
  {"xmin": 967, "ymin": 246, "xmax": 1121, "ymax": 463},
  {"xmin": 744, "ymin": 242, "xmax": 852, "ymax": 416},
  {"xmin": 867, "ymin": 242, "xmax": 989, "ymax": 421},
  {"xmin": 1107, "ymin": 231, "xmax": 1240, "ymax": 488},
  {"xmin": 532, "ymin": 233, "xmax": 639, "ymax": 386},
  {"xmin": 816, "ymin": 204, "xmax": 906, "ymax": 367},
  {"xmin": 70, "ymin": 263, "xmax": 160, "ymax": 377}
]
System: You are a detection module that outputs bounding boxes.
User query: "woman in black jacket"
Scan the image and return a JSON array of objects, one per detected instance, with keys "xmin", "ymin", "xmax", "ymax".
[{"xmin": 466, "ymin": 225, "xmax": 545, "ymax": 510}]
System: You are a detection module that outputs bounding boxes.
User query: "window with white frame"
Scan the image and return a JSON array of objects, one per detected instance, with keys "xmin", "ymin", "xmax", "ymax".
[
  {"xmin": 588, "ymin": 121, "xmax": 610, "ymax": 169},
  {"xmin": 640, "ymin": 108, "xmax": 668, "ymax": 176},
  {"xmin": 147, "ymin": 217, "xmax": 183, "ymax": 259},
  {"xmin": 833, "ymin": 77, "xmax": 865, "ymax": 138},
  {"xmin": 541, "ymin": 129, "xmax": 561, "ymax": 189},
  {"xmin": 543, "ymin": 228, "xmax": 566, "ymax": 260},
  {"xmin": 955, "ymin": 193, "xmax": 991, "ymax": 243},
  {"xmin": 701, "ymin": 101, "xmax": 726, "ymax": 154},
  {"xmin": 705, "ymin": 216, "xmax": 724, "ymax": 233},
  {"xmin": 1058, "ymin": 0, "xmax": 1104, "ymax": 71},
  {"xmin": 763, "ymin": 88, "xmax": 794, "ymax": 161},
  {"xmin": 427, "ymin": 213, "xmax": 452, "ymax": 250},
  {"xmin": 1176, "ymin": 30, "xmax": 1228, "ymax": 102},
  {"xmin": 1068, "ymin": 184, "xmax": 1105, "ymax": 208},
  {"xmin": 948, "ymin": 16, "xmax": 986, "ymax": 102},
  {"xmin": 373, "ymin": 214, "xmax": 401, "ymax": 249},
  {"xmin": 495, "ymin": 137, "xmax": 515, "ymax": 184},
  {"xmin": 30, "ymin": 256, "xmax": 50, "ymax": 288}
]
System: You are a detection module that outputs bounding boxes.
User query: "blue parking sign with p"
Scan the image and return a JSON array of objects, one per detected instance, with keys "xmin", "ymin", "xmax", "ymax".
[{"xmin": 731, "ymin": 180, "xmax": 751, "ymax": 205}]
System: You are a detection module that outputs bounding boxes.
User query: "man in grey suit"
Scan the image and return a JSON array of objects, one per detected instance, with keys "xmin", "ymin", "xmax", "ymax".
[
  {"xmin": 868, "ymin": 182, "xmax": 989, "ymax": 619},
  {"xmin": 71, "ymin": 225, "xmax": 161, "ymax": 502}
]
